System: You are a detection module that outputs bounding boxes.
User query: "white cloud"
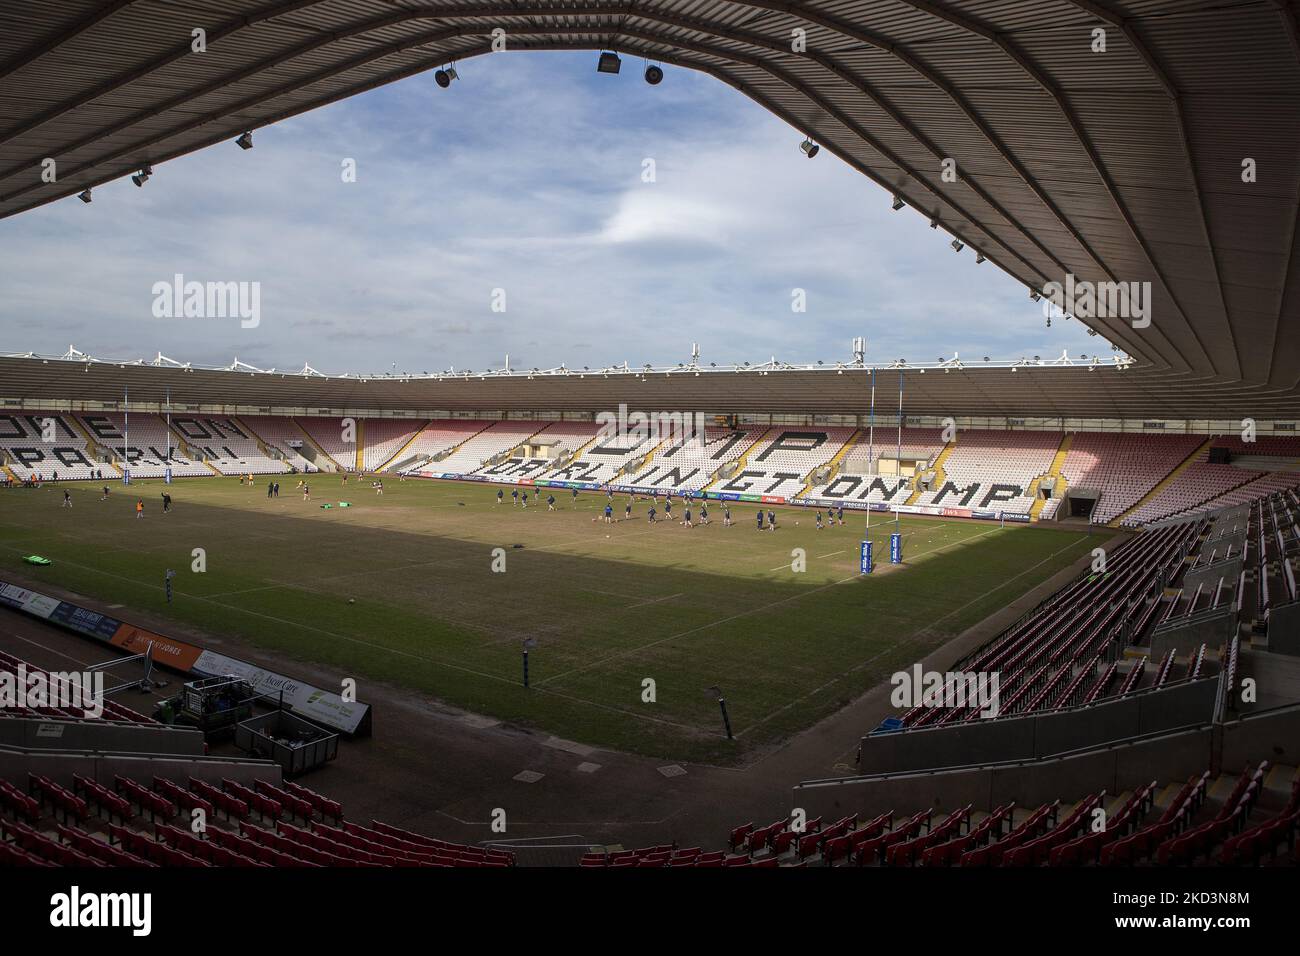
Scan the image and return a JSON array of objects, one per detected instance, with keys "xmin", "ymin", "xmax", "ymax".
[{"xmin": 0, "ymin": 52, "xmax": 1104, "ymax": 375}]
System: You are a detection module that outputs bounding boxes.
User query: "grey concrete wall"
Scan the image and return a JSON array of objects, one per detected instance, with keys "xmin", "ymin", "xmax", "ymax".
[
  {"xmin": 1152, "ymin": 613, "xmax": 1238, "ymax": 659},
  {"xmin": 861, "ymin": 714, "xmax": 1036, "ymax": 774},
  {"xmin": 801, "ymin": 702, "xmax": 1300, "ymax": 823},
  {"xmin": 860, "ymin": 678, "xmax": 1219, "ymax": 774},
  {"xmin": 1221, "ymin": 703, "xmax": 1300, "ymax": 769},
  {"xmin": 798, "ymin": 726, "xmax": 1216, "ymax": 822},
  {"xmin": 0, "ymin": 745, "xmax": 280, "ymax": 790},
  {"xmin": 0, "ymin": 717, "xmax": 205, "ymax": 756},
  {"xmin": 1183, "ymin": 557, "xmax": 1244, "ymax": 593},
  {"xmin": 1269, "ymin": 604, "xmax": 1300, "ymax": 656}
]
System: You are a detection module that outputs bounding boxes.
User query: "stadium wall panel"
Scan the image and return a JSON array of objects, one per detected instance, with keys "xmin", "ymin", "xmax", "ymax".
[
  {"xmin": 861, "ymin": 679, "xmax": 1220, "ymax": 774},
  {"xmin": 0, "ymin": 717, "xmax": 205, "ymax": 756}
]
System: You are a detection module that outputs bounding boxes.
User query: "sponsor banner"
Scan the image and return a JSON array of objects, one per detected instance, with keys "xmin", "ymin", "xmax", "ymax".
[
  {"xmin": 47, "ymin": 602, "xmax": 123, "ymax": 641},
  {"xmin": 760, "ymin": 495, "xmax": 787, "ymax": 505},
  {"xmin": 193, "ymin": 650, "xmax": 366, "ymax": 734},
  {"xmin": 738, "ymin": 494, "xmax": 763, "ymax": 502},
  {"xmin": 0, "ymin": 582, "xmax": 60, "ymax": 618},
  {"xmin": 1001, "ymin": 511, "xmax": 1031, "ymax": 523},
  {"xmin": 972, "ymin": 510, "xmax": 997, "ymax": 520},
  {"xmin": 109, "ymin": 623, "xmax": 204, "ymax": 671},
  {"xmin": 0, "ymin": 577, "xmax": 369, "ymax": 735},
  {"xmin": 941, "ymin": 507, "xmax": 972, "ymax": 519},
  {"xmin": 803, "ymin": 496, "xmax": 870, "ymax": 511}
]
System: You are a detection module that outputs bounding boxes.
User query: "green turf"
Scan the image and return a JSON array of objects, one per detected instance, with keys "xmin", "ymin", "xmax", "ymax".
[{"xmin": 0, "ymin": 477, "xmax": 1099, "ymax": 763}]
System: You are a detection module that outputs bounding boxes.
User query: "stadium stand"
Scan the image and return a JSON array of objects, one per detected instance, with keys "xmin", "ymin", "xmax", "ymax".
[
  {"xmin": 840, "ymin": 427, "xmax": 946, "ymax": 473},
  {"xmin": 625, "ymin": 426, "xmax": 767, "ymax": 493},
  {"xmin": 473, "ymin": 421, "xmax": 603, "ymax": 481},
  {"xmin": 420, "ymin": 420, "xmax": 549, "ymax": 476},
  {"xmin": 77, "ymin": 412, "xmax": 211, "ymax": 478},
  {"xmin": 802, "ymin": 427, "xmax": 944, "ymax": 507},
  {"xmin": 0, "ymin": 768, "xmax": 517, "ymax": 868},
  {"xmin": 913, "ymin": 430, "xmax": 1061, "ymax": 516},
  {"xmin": 0, "ymin": 411, "xmax": 106, "ymax": 480},
  {"xmin": 391, "ymin": 419, "xmax": 490, "ymax": 473},
  {"xmin": 705, "ymin": 426, "xmax": 855, "ymax": 499},
  {"xmin": 15, "ymin": 415, "xmax": 1300, "ymax": 535},
  {"xmin": 1055, "ymin": 432, "xmax": 1205, "ymax": 524},
  {"xmin": 544, "ymin": 431, "xmax": 657, "ymax": 485},
  {"xmin": 1119, "ymin": 439, "xmax": 1300, "ymax": 527},
  {"xmin": 296, "ymin": 417, "xmax": 426, "ymax": 472},
  {"xmin": 899, "ymin": 514, "xmax": 1211, "ymax": 727},
  {"xmin": 234, "ymin": 416, "xmax": 325, "ymax": 472},
  {"xmin": 696, "ymin": 764, "xmax": 1298, "ymax": 867},
  {"xmin": 167, "ymin": 415, "xmax": 289, "ymax": 475},
  {"xmin": 360, "ymin": 419, "xmax": 427, "ymax": 471}
]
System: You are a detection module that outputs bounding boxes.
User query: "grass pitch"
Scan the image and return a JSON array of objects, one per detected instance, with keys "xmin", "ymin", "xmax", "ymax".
[{"xmin": 0, "ymin": 477, "xmax": 1099, "ymax": 763}]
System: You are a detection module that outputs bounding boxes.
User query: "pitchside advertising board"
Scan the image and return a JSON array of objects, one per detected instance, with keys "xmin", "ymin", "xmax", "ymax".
[{"xmin": 0, "ymin": 578, "xmax": 370, "ymax": 735}]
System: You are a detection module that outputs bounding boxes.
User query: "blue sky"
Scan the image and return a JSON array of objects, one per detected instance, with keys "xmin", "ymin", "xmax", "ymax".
[{"xmin": 0, "ymin": 51, "xmax": 1102, "ymax": 375}]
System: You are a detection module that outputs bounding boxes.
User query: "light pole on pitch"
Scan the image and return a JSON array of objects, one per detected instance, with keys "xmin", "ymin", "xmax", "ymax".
[
  {"xmin": 706, "ymin": 685, "xmax": 734, "ymax": 740},
  {"xmin": 522, "ymin": 638, "xmax": 537, "ymax": 688}
]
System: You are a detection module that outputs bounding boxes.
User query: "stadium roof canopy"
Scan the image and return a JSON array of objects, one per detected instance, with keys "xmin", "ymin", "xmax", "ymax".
[
  {"xmin": 0, "ymin": 350, "xmax": 1294, "ymax": 420},
  {"xmin": 1, "ymin": 1, "xmax": 1298, "ymax": 415}
]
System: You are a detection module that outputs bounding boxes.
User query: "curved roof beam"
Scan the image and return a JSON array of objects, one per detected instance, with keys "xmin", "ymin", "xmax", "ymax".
[
  {"xmin": 0, "ymin": 0, "xmax": 138, "ymax": 82},
  {"xmin": 875, "ymin": 0, "xmax": 1211, "ymax": 378},
  {"xmin": 1267, "ymin": 0, "xmax": 1300, "ymax": 387},
  {"xmin": 719, "ymin": 2, "xmax": 1124, "ymax": 288},
  {"xmin": 0, "ymin": 0, "xmax": 327, "ymax": 146},
  {"xmin": 1063, "ymin": 0, "xmax": 1239, "ymax": 383}
]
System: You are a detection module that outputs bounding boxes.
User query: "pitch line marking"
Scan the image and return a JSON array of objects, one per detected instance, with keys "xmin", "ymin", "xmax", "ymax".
[
  {"xmin": 537, "ymin": 523, "xmax": 1007, "ymax": 689},
  {"xmin": 740, "ymin": 536, "xmax": 1086, "ymax": 741},
  {"xmin": 0, "ymin": 543, "xmax": 716, "ymax": 734}
]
